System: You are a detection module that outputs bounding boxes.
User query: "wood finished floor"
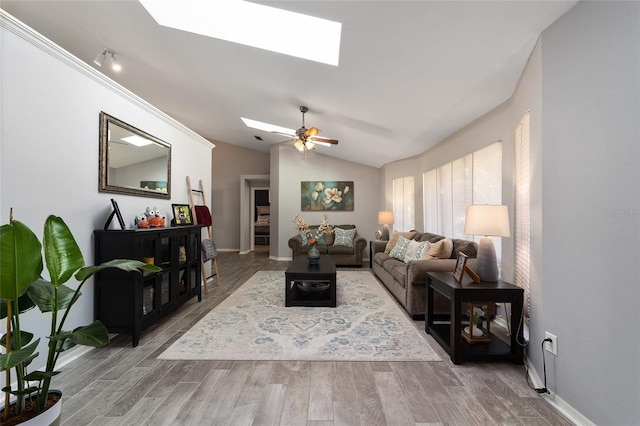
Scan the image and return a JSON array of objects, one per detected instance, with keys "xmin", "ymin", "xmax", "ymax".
[{"xmin": 56, "ymin": 250, "xmax": 572, "ymax": 425}]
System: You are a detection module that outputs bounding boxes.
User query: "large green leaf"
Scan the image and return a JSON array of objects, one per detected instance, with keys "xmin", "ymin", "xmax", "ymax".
[
  {"xmin": 27, "ymin": 279, "xmax": 76, "ymax": 313},
  {"xmin": 76, "ymin": 259, "xmax": 161, "ymax": 281},
  {"xmin": 43, "ymin": 215, "xmax": 84, "ymax": 287},
  {"xmin": 1, "ymin": 330, "xmax": 34, "ymax": 350},
  {"xmin": 50, "ymin": 321, "xmax": 109, "ymax": 348},
  {"xmin": 0, "ymin": 220, "xmax": 42, "ymax": 300},
  {"xmin": 0, "ymin": 293, "xmax": 36, "ymax": 320},
  {"xmin": 0, "ymin": 339, "xmax": 39, "ymax": 370}
]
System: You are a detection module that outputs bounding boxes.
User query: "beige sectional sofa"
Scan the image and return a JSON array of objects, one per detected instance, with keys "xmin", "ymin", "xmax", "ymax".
[
  {"xmin": 371, "ymin": 231, "xmax": 478, "ymax": 319},
  {"xmin": 288, "ymin": 224, "xmax": 367, "ymax": 267}
]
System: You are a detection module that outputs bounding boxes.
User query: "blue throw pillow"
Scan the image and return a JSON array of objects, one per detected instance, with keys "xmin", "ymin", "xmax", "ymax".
[{"xmin": 300, "ymin": 230, "xmax": 326, "ymax": 246}]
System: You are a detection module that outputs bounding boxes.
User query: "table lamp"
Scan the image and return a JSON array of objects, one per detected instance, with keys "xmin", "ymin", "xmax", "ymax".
[
  {"xmin": 377, "ymin": 211, "xmax": 394, "ymax": 240},
  {"xmin": 463, "ymin": 205, "xmax": 510, "ymax": 282}
]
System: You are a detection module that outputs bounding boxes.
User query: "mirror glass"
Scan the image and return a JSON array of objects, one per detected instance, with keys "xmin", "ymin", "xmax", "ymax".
[{"xmin": 99, "ymin": 112, "xmax": 171, "ymax": 199}]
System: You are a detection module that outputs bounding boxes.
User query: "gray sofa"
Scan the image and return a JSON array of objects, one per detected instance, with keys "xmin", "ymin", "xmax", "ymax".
[
  {"xmin": 371, "ymin": 231, "xmax": 478, "ymax": 319},
  {"xmin": 288, "ymin": 224, "xmax": 367, "ymax": 267}
]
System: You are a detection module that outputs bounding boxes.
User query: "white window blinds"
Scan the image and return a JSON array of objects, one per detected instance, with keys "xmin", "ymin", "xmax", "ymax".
[
  {"xmin": 514, "ymin": 112, "xmax": 531, "ymax": 319},
  {"xmin": 423, "ymin": 141, "xmax": 502, "ymax": 251}
]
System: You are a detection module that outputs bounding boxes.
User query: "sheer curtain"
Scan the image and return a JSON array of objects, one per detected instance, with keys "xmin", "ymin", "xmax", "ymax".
[
  {"xmin": 423, "ymin": 141, "xmax": 503, "ymax": 256},
  {"xmin": 392, "ymin": 176, "xmax": 415, "ymax": 232}
]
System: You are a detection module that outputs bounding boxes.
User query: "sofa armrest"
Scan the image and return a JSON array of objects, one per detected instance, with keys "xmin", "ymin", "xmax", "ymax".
[
  {"xmin": 371, "ymin": 240, "xmax": 387, "ymax": 255},
  {"xmin": 353, "ymin": 236, "xmax": 367, "ymax": 254},
  {"xmin": 288, "ymin": 234, "xmax": 303, "ymax": 257}
]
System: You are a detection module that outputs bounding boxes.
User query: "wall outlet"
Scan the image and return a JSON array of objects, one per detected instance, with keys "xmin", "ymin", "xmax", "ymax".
[{"xmin": 544, "ymin": 331, "xmax": 558, "ymax": 356}]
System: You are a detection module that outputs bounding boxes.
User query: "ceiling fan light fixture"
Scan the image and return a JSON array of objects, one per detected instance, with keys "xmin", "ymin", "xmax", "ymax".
[{"xmin": 294, "ymin": 140, "xmax": 305, "ymax": 152}]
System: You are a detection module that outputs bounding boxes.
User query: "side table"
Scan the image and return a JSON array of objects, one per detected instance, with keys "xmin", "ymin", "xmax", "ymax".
[{"xmin": 425, "ymin": 271, "xmax": 524, "ymax": 365}]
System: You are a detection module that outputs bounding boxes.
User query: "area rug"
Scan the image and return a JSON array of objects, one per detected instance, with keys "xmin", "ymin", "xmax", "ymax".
[{"xmin": 158, "ymin": 271, "xmax": 441, "ymax": 362}]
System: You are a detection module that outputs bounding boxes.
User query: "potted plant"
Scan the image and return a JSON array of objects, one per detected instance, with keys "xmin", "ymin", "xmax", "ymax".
[{"xmin": 0, "ymin": 213, "xmax": 160, "ymax": 425}]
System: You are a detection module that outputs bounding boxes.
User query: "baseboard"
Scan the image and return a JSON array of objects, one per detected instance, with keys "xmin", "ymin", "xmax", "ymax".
[{"xmin": 525, "ymin": 357, "xmax": 594, "ymax": 426}]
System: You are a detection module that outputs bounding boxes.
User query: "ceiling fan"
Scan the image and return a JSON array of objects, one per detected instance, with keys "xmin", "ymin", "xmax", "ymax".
[{"xmin": 274, "ymin": 106, "xmax": 339, "ymax": 157}]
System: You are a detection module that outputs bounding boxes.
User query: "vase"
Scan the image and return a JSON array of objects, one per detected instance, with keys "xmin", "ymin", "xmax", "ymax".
[{"xmin": 307, "ymin": 243, "xmax": 320, "ymax": 264}]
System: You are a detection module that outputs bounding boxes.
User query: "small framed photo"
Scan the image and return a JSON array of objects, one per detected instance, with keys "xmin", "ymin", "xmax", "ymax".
[
  {"xmin": 453, "ymin": 252, "xmax": 468, "ymax": 283},
  {"xmin": 172, "ymin": 204, "xmax": 193, "ymax": 225}
]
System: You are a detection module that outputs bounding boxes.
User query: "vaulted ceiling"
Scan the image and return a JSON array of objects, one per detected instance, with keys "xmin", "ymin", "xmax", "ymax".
[{"xmin": 2, "ymin": 1, "xmax": 577, "ymax": 167}]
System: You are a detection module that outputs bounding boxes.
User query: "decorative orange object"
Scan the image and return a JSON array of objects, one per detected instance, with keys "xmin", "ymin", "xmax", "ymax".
[{"xmin": 149, "ymin": 216, "xmax": 162, "ymax": 227}]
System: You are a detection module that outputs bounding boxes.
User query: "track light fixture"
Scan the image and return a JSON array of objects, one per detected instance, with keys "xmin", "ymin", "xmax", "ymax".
[{"xmin": 93, "ymin": 49, "xmax": 121, "ymax": 72}]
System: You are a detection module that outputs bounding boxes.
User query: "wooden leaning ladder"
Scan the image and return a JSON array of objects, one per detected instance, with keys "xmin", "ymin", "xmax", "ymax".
[{"xmin": 187, "ymin": 176, "xmax": 220, "ymax": 293}]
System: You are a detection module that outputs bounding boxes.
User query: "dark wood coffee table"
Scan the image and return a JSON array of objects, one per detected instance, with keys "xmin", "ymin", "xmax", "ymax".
[{"xmin": 285, "ymin": 255, "xmax": 337, "ymax": 307}]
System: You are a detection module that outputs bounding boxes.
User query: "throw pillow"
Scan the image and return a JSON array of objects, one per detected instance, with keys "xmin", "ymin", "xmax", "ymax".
[
  {"xmin": 333, "ymin": 227, "xmax": 356, "ymax": 247},
  {"xmin": 403, "ymin": 240, "xmax": 430, "ymax": 263},
  {"xmin": 389, "ymin": 235, "xmax": 412, "ymax": 261},
  {"xmin": 421, "ymin": 237, "xmax": 453, "ymax": 259},
  {"xmin": 384, "ymin": 231, "xmax": 416, "ymax": 253},
  {"xmin": 300, "ymin": 230, "xmax": 326, "ymax": 246}
]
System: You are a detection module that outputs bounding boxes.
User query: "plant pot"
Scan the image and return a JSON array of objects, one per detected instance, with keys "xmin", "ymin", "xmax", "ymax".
[{"xmin": 2, "ymin": 390, "xmax": 62, "ymax": 426}]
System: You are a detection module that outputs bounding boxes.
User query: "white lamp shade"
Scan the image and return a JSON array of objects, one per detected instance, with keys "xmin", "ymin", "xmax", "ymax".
[
  {"xmin": 377, "ymin": 211, "xmax": 394, "ymax": 225},
  {"xmin": 464, "ymin": 205, "xmax": 510, "ymax": 237}
]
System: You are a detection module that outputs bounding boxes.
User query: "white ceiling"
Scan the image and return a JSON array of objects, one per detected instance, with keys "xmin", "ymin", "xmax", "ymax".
[{"xmin": 1, "ymin": 1, "xmax": 577, "ymax": 168}]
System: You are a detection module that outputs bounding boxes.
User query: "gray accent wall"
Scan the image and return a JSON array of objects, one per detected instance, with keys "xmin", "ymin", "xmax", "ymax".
[{"xmin": 539, "ymin": 2, "xmax": 639, "ymax": 424}]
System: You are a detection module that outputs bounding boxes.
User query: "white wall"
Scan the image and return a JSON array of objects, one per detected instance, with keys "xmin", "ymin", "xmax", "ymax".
[
  {"xmin": 0, "ymin": 13, "xmax": 212, "ymax": 364},
  {"xmin": 273, "ymin": 145, "xmax": 381, "ymax": 260}
]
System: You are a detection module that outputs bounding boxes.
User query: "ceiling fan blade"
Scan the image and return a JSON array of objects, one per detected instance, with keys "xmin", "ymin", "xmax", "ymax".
[
  {"xmin": 271, "ymin": 131, "xmax": 296, "ymax": 138},
  {"xmin": 309, "ymin": 136, "xmax": 339, "ymax": 146}
]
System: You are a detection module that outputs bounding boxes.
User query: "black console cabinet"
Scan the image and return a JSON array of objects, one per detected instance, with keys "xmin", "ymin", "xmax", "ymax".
[{"xmin": 94, "ymin": 226, "xmax": 202, "ymax": 347}]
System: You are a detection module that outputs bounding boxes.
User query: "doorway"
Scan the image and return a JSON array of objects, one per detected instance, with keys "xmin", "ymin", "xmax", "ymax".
[
  {"xmin": 253, "ymin": 188, "xmax": 270, "ymax": 251},
  {"xmin": 240, "ymin": 175, "xmax": 270, "ymax": 254}
]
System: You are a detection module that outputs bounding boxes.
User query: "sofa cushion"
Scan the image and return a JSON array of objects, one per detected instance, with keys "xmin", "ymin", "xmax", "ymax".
[
  {"xmin": 451, "ymin": 238, "xmax": 478, "ymax": 259},
  {"xmin": 404, "ymin": 240, "xmax": 430, "ymax": 263},
  {"xmin": 389, "ymin": 235, "xmax": 412, "ymax": 260},
  {"xmin": 422, "ymin": 237, "xmax": 453, "ymax": 259},
  {"xmin": 391, "ymin": 265, "xmax": 407, "ymax": 288},
  {"xmin": 333, "ymin": 227, "xmax": 356, "ymax": 247},
  {"xmin": 385, "ymin": 231, "xmax": 416, "ymax": 253},
  {"xmin": 382, "ymin": 257, "xmax": 404, "ymax": 275},
  {"xmin": 327, "ymin": 245, "xmax": 354, "ymax": 255},
  {"xmin": 418, "ymin": 232, "xmax": 445, "ymax": 244}
]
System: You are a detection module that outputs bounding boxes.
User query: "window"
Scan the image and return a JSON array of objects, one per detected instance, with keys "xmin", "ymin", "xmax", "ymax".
[
  {"xmin": 514, "ymin": 112, "xmax": 531, "ymax": 319},
  {"xmin": 392, "ymin": 176, "xmax": 415, "ymax": 232},
  {"xmin": 423, "ymin": 141, "xmax": 502, "ymax": 255}
]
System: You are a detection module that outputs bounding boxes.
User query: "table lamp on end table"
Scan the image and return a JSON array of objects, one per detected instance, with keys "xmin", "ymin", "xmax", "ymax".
[
  {"xmin": 464, "ymin": 205, "xmax": 510, "ymax": 282},
  {"xmin": 377, "ymin": 211, "xmax": 394, "ymax": 241}
]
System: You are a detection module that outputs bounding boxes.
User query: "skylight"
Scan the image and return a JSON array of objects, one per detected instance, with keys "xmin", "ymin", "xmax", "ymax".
[
  {"xmin": 139, "ymin": 0, "xmax": 342, "ymax": 66},
  {"xmin": 240, "ymin": 117, "xmax": 294, "ymax": 135}
]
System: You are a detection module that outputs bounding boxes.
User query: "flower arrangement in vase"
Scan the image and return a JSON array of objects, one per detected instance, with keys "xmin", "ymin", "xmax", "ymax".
[{"xmin": 292, "ymin": 214, "xmax": 333, "ymax": 264}]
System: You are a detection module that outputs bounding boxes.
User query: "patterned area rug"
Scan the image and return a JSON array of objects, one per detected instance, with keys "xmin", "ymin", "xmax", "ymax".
[{"xmin": 158, "ymin": 271, "xmax": 441, "ymax": 361}]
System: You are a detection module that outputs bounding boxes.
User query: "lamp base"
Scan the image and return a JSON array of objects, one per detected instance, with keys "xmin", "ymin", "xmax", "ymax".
[
  {"xmin": 380, "ymin": 225, "xmax": 390, "ymax": 241},
  {"xmin": 476, "ymin": 237, "xmax": 499, "ymax": 282}
]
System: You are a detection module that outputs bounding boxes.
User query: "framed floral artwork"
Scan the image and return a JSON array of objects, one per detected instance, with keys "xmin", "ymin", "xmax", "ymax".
[{"xmin": 301, "ymin": 181, "xmax": 354, "ymax": 211}]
